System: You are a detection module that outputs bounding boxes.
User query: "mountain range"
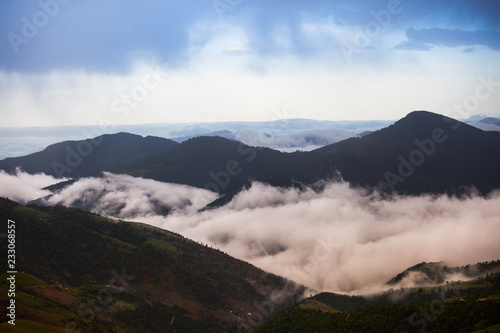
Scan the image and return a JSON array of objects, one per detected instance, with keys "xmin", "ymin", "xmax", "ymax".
[
  {"xmin": 2, "ymin": 111, "xmax": 500, "ymax": 198},
  {"xmin": 0, "ymin": 118, "xmax": 394, "ymax": 160}
]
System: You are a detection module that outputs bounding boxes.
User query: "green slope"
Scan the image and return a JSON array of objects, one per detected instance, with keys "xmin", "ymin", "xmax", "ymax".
[
  {"xmin": 255, "ymin": 267, "xmax": 500, "ymax": 332},
  {"xmin": 387, "ymin": 261, "xmax": 500, "ymax": 286},
  {"xmin": 0, "ymin": 198, "xmax": 304, "ymax": 332}
]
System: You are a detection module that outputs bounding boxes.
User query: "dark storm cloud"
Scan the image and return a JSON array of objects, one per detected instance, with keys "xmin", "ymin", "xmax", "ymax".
[
  {"xmin": 0, "ymin": 0, "xmax": 211, "ymax": 72},
  {"xmin": 1, "ymin": 0, "xmax": 499, "ymax": 72}
]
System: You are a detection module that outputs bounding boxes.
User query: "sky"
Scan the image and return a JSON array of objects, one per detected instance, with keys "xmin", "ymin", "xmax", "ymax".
[{"xmin": 1, "ymin": 0, "xmax": 500, "ymax": 127}]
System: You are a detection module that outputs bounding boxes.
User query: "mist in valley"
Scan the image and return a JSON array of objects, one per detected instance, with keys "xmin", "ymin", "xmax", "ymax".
[{"xmin": 3, "ymin": 170, "xmax": 499, "ymax": 295}]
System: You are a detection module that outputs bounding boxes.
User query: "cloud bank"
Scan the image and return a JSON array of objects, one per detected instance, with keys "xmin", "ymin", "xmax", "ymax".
[
  {"xmin": 3, "ymin": 171, "xmax": 499, "ymax": 295},
  {"xmin": 0, "ymin": 168, "xmax": 60, "ymax": 203},
  {"xmin": 42, "ymin": 172, "xmax": 219, "ymax": 218},
  {"xmin": 235, "ymin": 127, "xmax": 354, "ymax": 151},
  {"xmin": 139, "ymin": 181, "xmax": 500, "ymax": 294}
]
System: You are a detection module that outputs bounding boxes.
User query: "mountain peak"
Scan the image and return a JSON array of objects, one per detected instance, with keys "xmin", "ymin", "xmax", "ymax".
[
  {"xmin": 392, "ymin": 110, "xmax": 483, "ymax": 136},
  {"xmin": 399, "ymin": 110, "xmax": 451, "ymax": 125}
]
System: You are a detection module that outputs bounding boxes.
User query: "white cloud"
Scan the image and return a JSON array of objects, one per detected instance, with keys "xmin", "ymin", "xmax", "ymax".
[
  {"xmin": 234, "ymin": 127, "xmax": 354, "ymax": 150},
  {"xmin": 2, "ymin": 52, "xmax": 499, "ymax": 127},
  {"xmin": 0, "ymin": 168, "xmax": 60, "ymax": 203},
  {"xmin": 2, "ymin": 170, "xmax": 499, "ymax": 295},
  {"xmin": 223, "ymin": 47, "xmax": 254, "ymax": 56},
  {"xmin": 139, "ymin": 182, "xmax": 500, "ymax": 294},
  {"xmin": 43, "ymin": 172, "xmax": 219, "ymax": 218}
]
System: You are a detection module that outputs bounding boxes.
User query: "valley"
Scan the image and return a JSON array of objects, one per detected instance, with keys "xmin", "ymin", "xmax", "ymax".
[{"xmin": 1, "ymin": 111, "xmax": 500, "ymax": 332}]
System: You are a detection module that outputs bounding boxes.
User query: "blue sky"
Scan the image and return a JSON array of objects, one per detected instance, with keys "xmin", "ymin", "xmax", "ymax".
[{"xmin": 1, "ymin": 0, "xmax": 499, "ymax": 126}]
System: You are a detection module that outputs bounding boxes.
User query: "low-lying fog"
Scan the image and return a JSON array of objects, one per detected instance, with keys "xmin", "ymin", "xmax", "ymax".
[{"xmin": 2, "ymin": 170, "xmax": 500, "ymax": 295}]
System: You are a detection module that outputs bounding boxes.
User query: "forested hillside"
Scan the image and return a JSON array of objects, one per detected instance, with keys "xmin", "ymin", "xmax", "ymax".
[{"xmin": 0, "ymin": 198, "xmax": 304, "ymax": 332}]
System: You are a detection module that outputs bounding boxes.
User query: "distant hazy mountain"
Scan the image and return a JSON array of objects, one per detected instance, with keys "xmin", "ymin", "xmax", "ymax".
[
  {"xmin": 234, "ymin": 127, "xmax": 354, "ymax": 152},
  {"xmin": 170, "ymin": 129, "xmax": 237, "ymax": 142},
  {"xmin": 479, "ymin": 117, "xmax": 500, "ymax": 126},
  {"xmin": 466, "ymin": 116, "xmax": 500, "ymax": 132},
  {"xmin": 107, "ymin": 119, "xmax": 390, "ymax": 151},
  {"xmin": 172, "ymin": 126, "xmax": 357, "ymax": 152},
  {"xmin": 0, "ymin": 132, "xmax": 178, "ymax": 178},
  {"xmin": 0, "ymin": 118, "xmax": 391, "ymax": 159}
]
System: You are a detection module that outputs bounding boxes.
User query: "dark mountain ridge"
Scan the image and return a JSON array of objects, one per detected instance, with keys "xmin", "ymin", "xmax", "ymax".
[
  {"xmin": 2, "ymin": 111, "xmax": 500, "ymax": 197},
  {"xmin": 115, "ymin": 111, "xmax": 500, "ymax": 196},
  {"xmin": 307, "ymin": 110, "xmax": 500, "ymax": 194},
  {"xmin": 112, "ymin": 135, "xmax": 312, "ymax": 195},
  {"xmin": 0, "ymin": 132, "xmax": 178, "ymax": 178}
]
